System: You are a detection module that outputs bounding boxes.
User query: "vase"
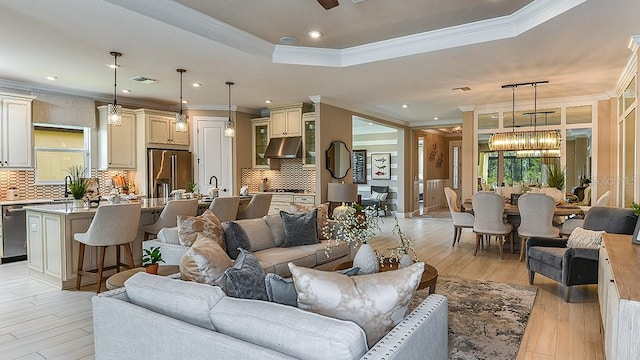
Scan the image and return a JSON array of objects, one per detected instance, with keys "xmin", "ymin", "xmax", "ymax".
[
  {"xmin": 145, "ymin": 264, "xmax": 159, "ymax": 274},
  {"xmin": 73, "ymin": 199, "xmax": 84, "ymax": 208},
  {"xmin": 353, "ymin": 243, "xmax": 379, "ymax": 274},
  {"xmin": 398, "ymin": 253, "xmax": 414, "ymax": 269}
]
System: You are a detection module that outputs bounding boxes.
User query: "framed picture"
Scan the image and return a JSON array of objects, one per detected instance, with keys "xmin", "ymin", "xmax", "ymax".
[
  {"xmin": 632, "ymin": 216, "xmax": 640, "ymax": 245},
  {"xmin": 352, "ymin": 150, "xmax": 367, "ymax": 184},
  {"xmin": 371, "ymin": 153, "xmax": 391, "ymax": 180}
]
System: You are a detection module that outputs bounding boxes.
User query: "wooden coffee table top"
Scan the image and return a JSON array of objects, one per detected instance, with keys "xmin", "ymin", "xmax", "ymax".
[
  {"xmin": 333, "ymin": 259, "xmax": 439, "ymax": 294},
  {"xmin": 105, "ymin": 265, "xmax": 180, "ymax": 290}
]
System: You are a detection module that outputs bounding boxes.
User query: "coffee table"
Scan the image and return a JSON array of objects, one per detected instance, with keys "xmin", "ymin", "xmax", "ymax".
[
  {"xmin": 333, "ymin": 259, "xmax": 438, "ymax": 294},
  {"xmin": 105, "ymin": 265, "xmax": 180, "ymax": 290}
]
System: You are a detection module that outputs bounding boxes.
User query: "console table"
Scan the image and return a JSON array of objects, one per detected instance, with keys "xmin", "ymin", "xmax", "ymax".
[{"xmin": 598, "ymin": 233, "xmax": 640, "ymax": 360}]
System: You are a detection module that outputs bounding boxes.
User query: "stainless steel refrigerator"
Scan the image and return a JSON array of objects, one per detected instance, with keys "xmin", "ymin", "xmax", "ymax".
[{"xmin": 148, "ymin": 149, "xmax": 193, "ymax": 199}]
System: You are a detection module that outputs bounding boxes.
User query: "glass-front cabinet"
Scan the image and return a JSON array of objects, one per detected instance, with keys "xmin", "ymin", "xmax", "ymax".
[
  {"xmin": 302, "ymin": 112, "xmax": 316, "ymax": 167},
  {"xmin": 251, "ymin": 117, "xmax": 270, "ymax": 169}
]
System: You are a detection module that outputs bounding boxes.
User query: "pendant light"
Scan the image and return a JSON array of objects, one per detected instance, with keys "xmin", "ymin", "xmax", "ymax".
[
  {"xmin": 107, "ymin": 51, "xmax": 122, "ymax": 126},
  {"xmin": 488, "ymin": 81, "xmax": 561, "ymax": 152},
  {"xmin": 175, "ymin": 69, "xmax": 188, "ymax": 132},
  {"xmin": 224, "ymin": 81, "xmax": 235, "ymax": 138}
]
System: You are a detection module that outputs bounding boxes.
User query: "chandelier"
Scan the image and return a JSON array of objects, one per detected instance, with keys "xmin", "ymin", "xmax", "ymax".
[
  {"xmin": 223, "ymin": 81, "xmax": 235, "ymax": 138},
  {"xmin": 488, "ymin": 81, "xmax": 561, "ymax": 152},
  {"xmin": 175, "ymin": 69, "xmax": 188, "ymax": 132},
  {"xmin": 107, "ymin": 51, "xmax": 122, "ymax": 126}
]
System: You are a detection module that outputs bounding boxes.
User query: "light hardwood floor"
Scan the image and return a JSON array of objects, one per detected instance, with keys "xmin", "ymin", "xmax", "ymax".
[{"xmin": 0, "ymin": 213, "xmax": 603, "ymax": 359}]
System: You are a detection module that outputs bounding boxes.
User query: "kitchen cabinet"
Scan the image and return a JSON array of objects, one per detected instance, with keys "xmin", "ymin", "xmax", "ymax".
[
  {"xmin": 598, "ymin": 234, "xmax": 640, "ymax": 360},
  {"xmin": 267, "ymin": 193, "xmax": 316, "ymax": 215},
  {"xmin": 97, "ymin": 105, "xmax": 136, "ymax": 169},
  {"xmin": 302, "ymin": 112, "xmax": 316, "ymax": 167},
  {"xmin": 1, "ymin": 94, "xmax": 34, "ymax": 168},
  {"xmin": 269, "ymin": 103, "xmax": 313, "ymax": 138},
  {"xmin": 251, "ymin": 117, "xmax": 270, "ymax": 169},
  {"xmin": 137, "ymin": 109, "xmax": 189, "ymax": 148}
]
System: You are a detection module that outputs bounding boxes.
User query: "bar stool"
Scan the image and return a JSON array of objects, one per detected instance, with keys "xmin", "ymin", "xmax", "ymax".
[
  {"xmin": 236, "ymin": 194, "xmax": 272, "ymax": 219},
  {"xmin": 141, "ymin": 198, "xmax": 198, "ymax": 240},
  {"xmin": 74, "ymin": 202, "xmax": 142, "ymax": 292},
  {"xmin": 208, "ymin": 196, "xmax": 241, "ymax": 222}
]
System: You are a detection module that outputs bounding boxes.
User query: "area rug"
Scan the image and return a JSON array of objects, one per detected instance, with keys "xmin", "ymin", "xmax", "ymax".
[{"xmin": 410, "ymin": 276, "xmax": 537, "ymax": 360}]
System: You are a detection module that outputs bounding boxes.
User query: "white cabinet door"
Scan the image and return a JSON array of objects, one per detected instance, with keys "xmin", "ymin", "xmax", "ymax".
[
  {"xmin": 107, "ymin": 111, "xmax": 136, "ymax": 168},
  {"xmin": 43, "ymin": 213, "xmax": 62, "ymax": 277},
  {"xmin": 148, "ymin": 115, "xmax": 171, "ymax": 144},
  {"xmin": 270, "ymin": 109, "xmax": 287, "ymax": 137},
  {"xmin": 1, "ymin": 97, "xmax": 32, "ymax": 168},
  {"xmin": 27, "ymin": 212, "xmax": 44, "ymax": 273},
  {"xmin": 196, "ymin": 118, "xmax": 233, "ymax": 197},
  {"xmin": 284, "ymin": 108, "xmax": 302, "ymax": 136}
]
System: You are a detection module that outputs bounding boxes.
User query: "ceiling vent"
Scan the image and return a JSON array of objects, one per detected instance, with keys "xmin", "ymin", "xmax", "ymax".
[
  {"xmin": 130, "ymin": 76, "xmax": 157, "ymax": 84},
  {"xmin": 452, "ymin": 87, "xmax": 471, "ymax": 92}
]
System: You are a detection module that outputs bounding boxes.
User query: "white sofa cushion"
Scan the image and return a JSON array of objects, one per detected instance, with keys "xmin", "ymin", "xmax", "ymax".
[
  {"xmin": 124, "ymin": 272, "xmax": 225, "ymax": 331},
  {"xmin": 157, "ymin": 227, "xmax": 180, "ymax": 245},
  {"xmin": 180, "ymin": 235, "xmax": 233, "ymax": 289},
  {"xmin": 290, "ymin": 262, "xmax": 424, "ymax": 347},
  {"xmin": 209, "ymin": 296, "xmax": 368, "ymax": 360}
]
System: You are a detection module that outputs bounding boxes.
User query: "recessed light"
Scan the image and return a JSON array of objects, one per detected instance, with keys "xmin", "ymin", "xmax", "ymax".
[
  {"xmin": 434, "ymin": 117, "xmax": 439, "ymax": 120},
  {"xmin": 265, "ymin": 99, "xmax": 272, "ymax": 104},
  {"xmin": 368, "ymin": 122, "xmax": 373, "ymax": 126},
  {"xmin": 46, "ymin": 76, "xmax": 57, "ymax": 81},
  {"xmin": 192, "ymin": 83, "xmax": 201, "ymax": 87},
  {"xmin": 308, "ymin": 30, "xmax": 322, "ymax": 38},
  {"xmin": 280, "ymin": 36, "xmax": 299, "ymax": 45},
  {"xmin": 121, "ymin": 89, "xmax": 131, "ymax": 93},
  {"xmin": 402, "ymin": 104, "xmax": 409, "ymax": 108}
]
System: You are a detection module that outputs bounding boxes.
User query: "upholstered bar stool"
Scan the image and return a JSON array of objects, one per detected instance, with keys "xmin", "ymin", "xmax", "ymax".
[
  {"xmin": 236, "ymin": 193, "xmax": 272, "ymax": 219},
  {"xmin": 472, "ymin": 191, "xmax": 513, "ymax": 260},
  {"xmin": 209, "ymin": 196, "xmax": 241, "ymax": 222},
  {"xmin": 74, "ymin": 202, "xmax": 142, "ymax": 292},
  {"xmin": 141, "ymin": 198, "xmax": 198, "ymax": 240}
]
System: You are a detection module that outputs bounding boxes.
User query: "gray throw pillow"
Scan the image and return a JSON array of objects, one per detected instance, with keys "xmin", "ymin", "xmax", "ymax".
[
  {"xmin": 280, "ymin": 210, "xmax": 319, "ymax": 247},
  {"xmin": 265, "ymin": 267, "xmax": 360, "ymax": 307},
  {"xmin": 224, "ymin": 248, "xmax": 268, "ymax": 300},
  {"xmin": 223, "ymin": 222, "xmax": 253, "ymax": 259}
]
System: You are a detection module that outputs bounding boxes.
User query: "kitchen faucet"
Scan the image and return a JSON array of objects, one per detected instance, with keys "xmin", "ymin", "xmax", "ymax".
[
  {"xmin": 64, "ymin": 175, "xmax": 72, "ymax": 198},
  {"xmin": 208, "ymin": 176, "xmax": 218, "ymax": 188}
]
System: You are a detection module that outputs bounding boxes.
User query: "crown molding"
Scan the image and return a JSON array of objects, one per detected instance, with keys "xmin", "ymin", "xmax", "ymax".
[{"xmin": 273, "ymin": 0, "xmax": 587, "ymax": 67}]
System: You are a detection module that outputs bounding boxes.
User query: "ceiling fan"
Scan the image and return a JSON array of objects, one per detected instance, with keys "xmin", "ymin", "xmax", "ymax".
[{"xmin": 317, "ymin": 0, "xmax": 339, "ymax": 10}]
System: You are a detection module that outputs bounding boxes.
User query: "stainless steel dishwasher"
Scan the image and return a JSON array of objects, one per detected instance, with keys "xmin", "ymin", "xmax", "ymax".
[{"xmin": 1, "ymin": 204, "xmax": 27, "ymax": 263}]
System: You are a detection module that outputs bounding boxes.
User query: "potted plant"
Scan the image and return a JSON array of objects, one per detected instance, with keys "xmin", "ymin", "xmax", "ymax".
[
  {"xmin": 546, "ymin": 165, "xmax": 565, "ymax": 191},
  {"xmin": 66, "ymin": 165, "xmax": 89, "ymax": 208},
  {"xmin": 580, "ymin": 177, "xmax": 591, "ymax": 186},
  {"xmin": 142, "ymin": 246, "xmax": 165, "ymax": 274},
  {"xmin": 187, "ymin": 180, "xmax": 198, "ymax": 198},
  {"xmin": 631, "ymin": 202, "xmax": 640, "ymax": 216}
]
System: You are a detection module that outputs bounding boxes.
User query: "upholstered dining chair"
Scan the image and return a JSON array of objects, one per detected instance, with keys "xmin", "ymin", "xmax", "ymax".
[
  {"xmin": 539, "ymin": 187, "xmax": 564, "ymax": 203},
  {"xmin": 472, "ymin": 191, "xmax": 513, "ymax": 259},
  {"xmin": 236, "ymin": 193, "xmax": 273, "ymax": 219},
  {"xmin": 517, "ymin": 193, "xmax": 560, "ymax": 261},
  {"xmin": 444, "ymin": 187, "xmax": 475, "ymax": 246},
  {"xmin": 595, "ymin": 190, "xmax": 612, "ymax": 206},
  {"xmin": 74, "ymin": 202, "xmax": 142, "ymax": 292},
  {"xmin": 141, "ymin": 199, "xmax": 199, "ymax": 240},
  {"xmin": 208, "ymin": 196, "xmax": 241, "ymax": 222},
  {"xmin": 575, "ymin": 186, "xmax": 592, "ymax": 206}
]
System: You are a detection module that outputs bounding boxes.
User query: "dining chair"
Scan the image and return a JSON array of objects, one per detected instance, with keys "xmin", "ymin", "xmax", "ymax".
[
  {"xmin": 141, "ymin": 199, "xmax": 199, "ymax": 240},
  {"xmin": 517, "ymin": 193, "xmax": 560, "ymax": 261},
  {"xmin": 236, "ymin": 193, "xmax": 273, "ymax": 219},
  {"xmin": 595, "ymin": 190, "xmax": 612, "ymax": 206},
  {"xmin": 539, "ymin": 187, "xmax": 564, "ymax": 202},
  {"xmin": 208, "ymin": 196, "xmax": 241, "ymax": 222},
  {"xmin": 472, "ymin": 191, "xmax": 513, "ymax": 260},
  {"xmin": 575, "ymin": 186, "xmax": 592, "ymax": 206},
  {"xmin": 444, "ymin": 187, "xmax": 475, "ymax": 246},
  {"xmin": 74, "ymin": 202, "xmax": 142, "ymax": 292}
]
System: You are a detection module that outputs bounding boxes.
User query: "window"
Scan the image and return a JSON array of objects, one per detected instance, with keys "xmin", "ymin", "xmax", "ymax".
[
  {"xmin": 34, "ymin": 125, "xmax": 90, "ymax": 184},
  {"xmin": 480, "ymin": 151, "xmax": 559, "ymax": 188}
]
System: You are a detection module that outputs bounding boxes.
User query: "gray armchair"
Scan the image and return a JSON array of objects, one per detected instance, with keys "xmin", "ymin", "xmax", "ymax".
[
  {"xmin": 360, "ymin": 186, "xmax": 389, "ymax": 216},
  {"xmin": 526, "ymin": 206, "xmax": 637, "ymax": 302}
]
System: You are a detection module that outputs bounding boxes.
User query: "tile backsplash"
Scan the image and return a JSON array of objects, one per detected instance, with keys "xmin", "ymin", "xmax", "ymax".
[
  {"xmin": 241, "ymin": 159, "xmax": 315, "ymax": 192},
  {"xmin": 0, "ymin": 169, "xmax": 130, "ymax": 201}
]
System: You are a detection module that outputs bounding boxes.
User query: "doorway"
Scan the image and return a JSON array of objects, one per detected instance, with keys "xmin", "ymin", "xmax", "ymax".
[{"xmin": 194, "ymin": 117, "xmax": 233, "ymax": 197}]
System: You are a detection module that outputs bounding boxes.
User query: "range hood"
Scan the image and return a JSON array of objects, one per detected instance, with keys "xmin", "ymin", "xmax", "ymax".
[{"xmin": 264, "ymin": 137, "xmax": 302, "ymax": 159}]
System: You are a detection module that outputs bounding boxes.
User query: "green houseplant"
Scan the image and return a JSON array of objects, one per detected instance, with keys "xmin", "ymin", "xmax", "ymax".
[
  {"xmin": 142, "ymin": 247, "xmax": 165, "ymax": 274},
  {"xmin": 631, "ymin": 202, "xmax": 640, "ymax": 216},
  {"xmin": 66, "ymin": 165, "xmax": 89, "ymax": 207},
  {"xmin": 546, "ymin": 165, "xmax": 565, "ymax": 191}
]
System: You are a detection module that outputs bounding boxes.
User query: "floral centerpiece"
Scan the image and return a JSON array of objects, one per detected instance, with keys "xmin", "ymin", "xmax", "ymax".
[{"xmin": 376, "ymin": 213, "xmax": 418, "ymax": 269}]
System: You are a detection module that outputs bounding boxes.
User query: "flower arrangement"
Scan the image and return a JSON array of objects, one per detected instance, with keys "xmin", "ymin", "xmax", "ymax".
[
  {"xmin": 323, "ymin": 204, "xmax": 381, "ymax": 254},
  {"xmin": 376, "ymin": 213, "xmax": 418, "ymax": 267}
]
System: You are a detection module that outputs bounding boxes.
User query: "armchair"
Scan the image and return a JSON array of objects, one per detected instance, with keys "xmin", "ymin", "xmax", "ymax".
[
  {"xmin": 526, "ymin": 206, "xmax": 637, "ymax": 302},
  {"xmin": 360, "ymin": 186, "xmax": 389, "ymax": 216}
]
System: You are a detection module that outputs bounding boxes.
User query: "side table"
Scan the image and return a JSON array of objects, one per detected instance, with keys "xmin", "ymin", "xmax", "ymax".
[
  {"xmin": 105, "ymin": 265, "xmax": 180, "ymax": 290},
  {"xmin": 333, "ymin": 260, "xmax": 438, "ymax": 294}
]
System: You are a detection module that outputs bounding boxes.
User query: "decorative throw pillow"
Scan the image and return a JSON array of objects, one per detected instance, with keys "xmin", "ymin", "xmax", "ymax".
[
  {"xmin": 180, "ymin": 234, "xmax": 233, "ymax": 290},
  {"xmin": 177, "ymin": 209, "xmax": 224, "ymax": 248},
  {"xmin": 223, "ymin": 222, "xmax": 253, "ymax": 259},
  {"xmin": 289, "ymin": 262, "xmax": 424, "ymax": 347},
  {"xmin": 370, "ymin": 191, "xmax": 388, "ymax": 201},
  {"xmin": 265, "ymin": 267, "xmax": 360, "ymax": 307},
  {"xmin": 280, "ymin": 210, "xmax": 319, "ymax": 247},
  {"xmin": 224, "ymin": 248, "xmax": 268, "ymax": 300},
  {"xmin": 263, "ymin": 214, "xmax": 286, "ymax": 247},
  {"xmin": 567, "ymin": 227, "xmax": 606, "ymax": 249},
  {"xmin": 289, "ymin": 202, "xmax": 331, "ymax": 240}
]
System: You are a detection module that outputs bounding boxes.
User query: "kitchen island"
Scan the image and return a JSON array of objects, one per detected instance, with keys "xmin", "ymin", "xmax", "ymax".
[{"xmin": 24, "ymin": 198, "xmax": 210, "ymax": 289}]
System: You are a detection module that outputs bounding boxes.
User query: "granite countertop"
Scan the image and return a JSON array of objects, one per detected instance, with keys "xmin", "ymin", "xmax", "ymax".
[
  {"xmin": 0, "ymin": 198, "xmax": 68, "ymax": 206},
  {"xmin": 23, "ymin": 198, "xmax": 211, "ymax": 215}
]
